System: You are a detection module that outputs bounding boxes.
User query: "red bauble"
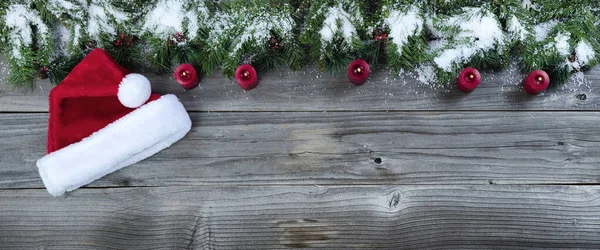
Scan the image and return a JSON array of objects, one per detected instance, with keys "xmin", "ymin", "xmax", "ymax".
[
  {"xmin": 523, "ymin": 70, "xmax": 550, "ymax": 95},
  {"xmin": 347, "ymin": 59, "xmax": 370, "ymax": 85},
  {"xmin": 457, "ymin": 67, "xmax": 481, "ymax": 93},
  {"xmin": 235, "ymin": 64, "xmax": 258, "ymax": 90},
  {"xmin": 174, "ymin": 64, "xmax": 200, "ymax": 90}
]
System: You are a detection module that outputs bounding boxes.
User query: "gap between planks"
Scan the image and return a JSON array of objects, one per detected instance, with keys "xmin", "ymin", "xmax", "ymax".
[
  {"xmin": 5, "ymin": 109, "xmax": 600, "ymax": 114},
  {"xmin": 2, "ymin": 182, "xmax": 600, "ymax": 192}
]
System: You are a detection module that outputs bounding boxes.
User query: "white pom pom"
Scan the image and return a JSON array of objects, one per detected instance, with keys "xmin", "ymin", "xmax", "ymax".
[{"xmin": 118, "ymin": 73, "xmax": 152, "ymax": 108}]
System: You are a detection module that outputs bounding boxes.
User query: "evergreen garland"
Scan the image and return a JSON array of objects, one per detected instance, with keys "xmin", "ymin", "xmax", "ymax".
[
  {"xmin": 207, "ymin": 0, "xmax": 302, "ymax": 77},
  {"xmin": 0, "ymin": 0, "xmax": 599, "ymax": 90},
  {"xmin": 140, "ymin": 0, "xmax": 212, "ymax": 72},
  {"xmin": 299, "ymin": 0, "xmax": 365, "ymax": 72},
  {"xmin": 521, "ymin": 0, "xmax": 600, "ymax": 87},
  {"xmin": 366, "ymin": 0, "xmax": 427, "ymax": 73}
]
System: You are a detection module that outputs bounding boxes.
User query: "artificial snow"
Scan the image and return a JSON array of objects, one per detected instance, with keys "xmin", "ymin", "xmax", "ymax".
[
  {"xmin": 72, "ymin": 24, "xmax": 82, "ymax": 51},
  {"xmin": 230, "ymin": 10, "xmax": 294, "ymax": 57},
  {"xmin": 507, "ymin": 15, "xmax": 528, "ymax": 42},
  {"xmin": 186, "ymin": 9, "xmax": 200, "ymax": 40},
  {"xmin": 574, "ymin": 40, "xmax": 595, "ymax": 66},
  {"xmin": 384, "ymin": 6, "xmax": 423, "ymax": 57},
  {"xmin": 87, "ymin": 2, "xmax": 127, "ymax": 39},
  {"xmin": 319, "ymin": 5, "xmax": 359, "ymax": 45},
  {"xmin": 433, "ymin": 7, "xmax": 505, "ymax": 72},
  {"xmin": 142, "ymin": 0, "xmax": 185, "ymax": 39},
  {"xmin": 0, "ymin": 60, "xmax": 9, "ymax": 84},
  {"xmin": 425, "ymin": 16, "xmax": 443, "ymax": 39},
  {"xmin": 141, "ymin": 0, "xmax": 209, "ymax": 41},
  {"xmin": 533, "ymin": 20, "xmax": 558, "ymax": 41},
  {"xmin": 45, "ymin": 0, "xmax": 78, "ymax": 19},
  {"xmin": 569, "ymin": 71, "xmax": 587, "ymax": 87},
  {"xmin": 553, "ymin": 32, "xmax": 571, "ymax": 56},
  {"xmin": 567, "ymin": 40, "xmax": 596, "ymax": 71},
  {"xmin": 415, "ymin": 64, "xmax": 437, "ymax": 85},
  {"xmin": 53, "ymin": 0, "xmax": 129, "ymax": 48},
  {"xmin": 426, "ymin": 39, "xmax": 447, "ymax": 54},
  {"xmin": 53, "ymin": 23, "xmax": 70, "ymax": 58},
  {"xmin": 4, "ymin": 4, "xmax": 49, "ymax": 63},
  {"xmin": 206, "ymin": 4, "xmax": 294, "ymax": 59},
  {"xmin": 207, "ymin": 17, "xmax": 229, "ymax": 47}
]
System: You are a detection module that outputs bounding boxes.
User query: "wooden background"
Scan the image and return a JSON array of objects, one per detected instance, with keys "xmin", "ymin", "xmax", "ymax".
[{"xmin": 1, "ymin": 58, "xmax": 600, "ymax": 249}]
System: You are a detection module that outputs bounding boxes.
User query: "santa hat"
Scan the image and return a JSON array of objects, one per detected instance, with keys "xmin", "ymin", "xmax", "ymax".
[{"xmin": 36, "ymin": 49, "xmax": 192, "ymax": 196}]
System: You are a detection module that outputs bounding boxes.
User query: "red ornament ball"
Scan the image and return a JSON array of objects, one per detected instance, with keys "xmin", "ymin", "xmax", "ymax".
[
  {"xmin": 174, "ymin": 64, "xmax": 200, "ymax": 90},
  {"xmin": 235, "ymin": 64, "xmax": 258, "ymax": 90},
  {"xmin": 457, "ymin": 67, "xmax": 481, "ymax": 93},
  {"xmin": 347, "ymin": 59, "xmax": 370, "ymax": 85},
  {"xmin": 523, "ymin": 70, "xmax": 550, "ymax": 95}
]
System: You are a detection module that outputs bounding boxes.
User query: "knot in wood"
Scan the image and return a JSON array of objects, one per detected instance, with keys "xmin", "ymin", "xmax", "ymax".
[{"xmin": 387, "ymin": 191, "xmax": 402, "ymax": 211}]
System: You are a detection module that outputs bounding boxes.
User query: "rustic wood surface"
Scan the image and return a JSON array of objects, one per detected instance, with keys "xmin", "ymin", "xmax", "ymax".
[
  {"xmin": 2, "ymin": 185, "xmax": 600, "ymax": 249},
  {"xmin": 1, "ymin": 65, "xmax": 599, "ymax": 112},
  {"xmin": 2, "ymin": 111, "xmax": 600, "ymax": 189},
  {"xmin": 1, "ymin": 58, "xmax": 600, "ymax": 249}
]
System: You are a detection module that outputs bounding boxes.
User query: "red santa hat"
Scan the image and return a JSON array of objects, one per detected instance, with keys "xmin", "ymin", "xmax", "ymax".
[{"xmin": 36, "ymin": 49, "xmax": 192, "ymax": 196}]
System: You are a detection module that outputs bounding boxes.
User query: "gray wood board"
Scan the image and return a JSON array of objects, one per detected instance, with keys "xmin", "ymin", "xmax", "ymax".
[
  {"xmin": 3, "ymin": 111, "xmax": 600, "ymax": 189},
  {"xmin": 1, "ymin": 59, "xmax": 598, "ymax": 112},
  {"xmin": 1, "ymin": 185, "xmax": 599, "ymax": 249}
]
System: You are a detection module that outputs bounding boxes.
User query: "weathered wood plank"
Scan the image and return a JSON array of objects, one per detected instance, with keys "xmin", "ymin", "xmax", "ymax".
[
  {"xmin": 2, "ymin": 111, "xmax": 600, "ymax": 188},
  {"xmin": 1, "ymin": 58, "xmax": 598, "ymax": 112},
  {"xmin": 1, "ymin": 185, "xmax": 599, "ymax": 249}
]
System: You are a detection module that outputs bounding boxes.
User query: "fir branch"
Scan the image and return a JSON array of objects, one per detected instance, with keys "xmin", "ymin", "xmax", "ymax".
[
  {"xmin": 6, "ymin": 48, "xmax": 38, "ymax": 89},
  {"xmin": 358, "ymin": 40, "xmax": 383, "ymax": 66},
  {"xmin": 299, "ymin": 0, "xmax": 365, "ymax": 72},
  {"xmin": 283, "ymin": 39, "xmax": 306, "ymax": 71},
  {"xmin": 102, "ymin": 33, "xmax": 146, "ymax": 70},
  {"xmin": 203, "ymin": 41, "xmax": 227, "ymax": 76},
  {"xmin": 1, "ymin": 3, "xmax": 53, "ymax": 89},
  {"xmin": 254, "ymin": 49, "xmax": 285, "ymax": 72},
  {"xmin": 0, "ymin": 0, "xmax": 598, "ymax": 91},
  {"xmin": 375, "ymin": 2, "xmax": 427, "ymax": 73},
  {"xmin": 521, "ymin": 1, "xmax": 600, "ymax": 87},
  {"xmin": 51, "ymin": 0, "xmax": 131, "ymax": 57},
  {"xmin": 208, "ymin": 0, "xmax": 298, "ymax": 77},
  {"xmin": 426, "ymin": 5, "xmax": 509, "ymax": 85},
  {"xmin": 140, "ymin": 0, "xmax": 212, "ymax": 72},
  {"xmin": 46, "ymin": 55, "xmax": 79, "ymax": 85}
]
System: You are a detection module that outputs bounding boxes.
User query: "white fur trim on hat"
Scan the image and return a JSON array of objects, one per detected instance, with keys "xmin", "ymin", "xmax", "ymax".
[
  {"xmin": 118, "ymin": 73, "xmax": 152, "ymax": 108},
  {"xmin": 36, "ymin": 94, "xmax": 191, "ymax": 196}
]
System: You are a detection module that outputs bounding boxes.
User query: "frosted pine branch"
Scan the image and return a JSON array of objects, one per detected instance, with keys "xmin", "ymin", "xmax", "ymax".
[{"xmin": 4, "ymin": 4, "xmax": 50, "ymax": 64}]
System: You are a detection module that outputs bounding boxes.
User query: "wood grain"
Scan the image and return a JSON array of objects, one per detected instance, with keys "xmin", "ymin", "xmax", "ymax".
[
  {"xmin": 1, "ymin": 59, "xmax": 599, "ymax": 112},
  {"xmin": 3, "ymin": 55, "xmax": 600, "ymax": 249},
  {"xmin": 3, "ymin": 111, "xmax": 600, "ymax": 189},
  {"xmin": 1, "ymin": 185, "xmax": 599, "ymax": 249}
]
